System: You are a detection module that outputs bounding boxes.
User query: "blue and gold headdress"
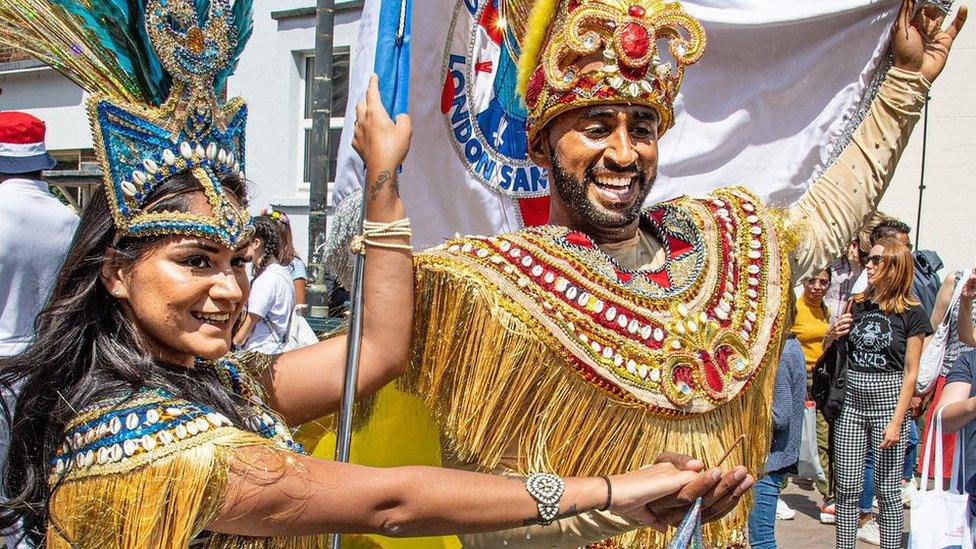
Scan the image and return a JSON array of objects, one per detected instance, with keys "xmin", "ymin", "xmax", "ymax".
[{"xmin": 0, "ymin": 0, "xmax": 254, "ymax": 247}]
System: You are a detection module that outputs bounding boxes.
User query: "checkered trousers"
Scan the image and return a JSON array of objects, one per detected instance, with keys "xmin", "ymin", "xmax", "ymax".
[{"xmin": 833, "ymin": 369, "xmax": 908, "ymax": 549}]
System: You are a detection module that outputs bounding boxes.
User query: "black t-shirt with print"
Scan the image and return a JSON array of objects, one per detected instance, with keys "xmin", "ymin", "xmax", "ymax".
[{"xmin": 846, "ymin": 300, "xmax": 933, "ymax": 373}]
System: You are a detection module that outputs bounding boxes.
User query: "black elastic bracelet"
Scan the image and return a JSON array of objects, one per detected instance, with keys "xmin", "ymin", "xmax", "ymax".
[{"xmin": 599, "ymin": 475, "xmax": 612, "ymax": 511}]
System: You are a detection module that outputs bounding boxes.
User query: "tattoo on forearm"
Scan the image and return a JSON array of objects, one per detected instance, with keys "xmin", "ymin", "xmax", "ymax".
[{"xmin": 368, "ymin": 169, "xmax": 399, "ymax": 203}]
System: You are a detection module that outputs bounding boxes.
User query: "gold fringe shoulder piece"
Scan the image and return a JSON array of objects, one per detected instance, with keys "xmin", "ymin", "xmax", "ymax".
[
  {"xmin": 403, "ymin": 186, "xmax": 793, "ymax": 546},
  {"xmin": 49, "ymin": 427, "xmax": 246, "ymax": 548},
  {"xmin": 48, "ymin": 391, "xmax": 326, "ymax": 548}
]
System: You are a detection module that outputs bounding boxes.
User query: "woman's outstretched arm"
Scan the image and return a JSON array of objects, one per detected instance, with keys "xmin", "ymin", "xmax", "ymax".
[{"xmin": 208, "ymin": 450, "xmax": 698, "ymax": 538}]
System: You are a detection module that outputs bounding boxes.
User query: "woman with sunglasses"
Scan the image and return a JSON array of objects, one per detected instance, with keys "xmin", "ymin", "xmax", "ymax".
[
  {"xmin": 789, "ymin": 269, "xmax": 835, "ymax": 515},
  {"xmin": 830, "ymin": 239, "xmax": 933, "ymax": 549}
]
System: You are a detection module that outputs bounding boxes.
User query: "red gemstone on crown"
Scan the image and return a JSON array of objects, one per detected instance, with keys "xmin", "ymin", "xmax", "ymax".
[
  {"xmin": 620, "ymin": 22, "xmax": 650, "ymax": 59},
  {"xmin": 619, "ymin": 63, "xmax": 648, "ymax": 82},
  {"xmin": 628, "ymin": 4, "xmax": 646, "ymax": 17}
]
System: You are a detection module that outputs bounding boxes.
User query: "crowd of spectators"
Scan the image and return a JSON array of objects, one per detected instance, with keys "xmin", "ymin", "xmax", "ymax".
[{"xmin": 748, "ymin": 211, "xmax": 976, "ymax": 548}]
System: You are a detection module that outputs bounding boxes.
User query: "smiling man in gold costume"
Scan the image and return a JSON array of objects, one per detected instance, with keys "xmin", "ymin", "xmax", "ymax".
[{"xmin": 332, "ymin": 0, "xmax": 966, "ymax": 547}]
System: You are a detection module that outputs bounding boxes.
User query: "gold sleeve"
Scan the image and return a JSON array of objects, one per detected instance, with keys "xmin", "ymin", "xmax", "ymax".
[
  {"xmin": 787, "ymin": 67, "xmax": 930, "ymax": 283},
  {"xmin": 47, "ymin": 429, "xmax": 272, "ymax": 548}
]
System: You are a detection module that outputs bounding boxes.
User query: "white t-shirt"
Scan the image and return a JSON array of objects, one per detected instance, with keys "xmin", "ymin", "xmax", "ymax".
[
  {"xmin": 244, "ymin": 263, "xmax": 296, "ymax": 354},
  {"xmin": 0, "ymin": 179, "xmax": 78, "ymax": 356}
]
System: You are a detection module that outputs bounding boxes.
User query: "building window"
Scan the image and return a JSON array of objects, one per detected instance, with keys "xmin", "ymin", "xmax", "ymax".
[
  {"xmin": 300, "ymin": 48, "xmax": 350, "ymax": 193},
  {"xmin": 49, "ymin": 150, "xmax": 81, "ymax": 172}
]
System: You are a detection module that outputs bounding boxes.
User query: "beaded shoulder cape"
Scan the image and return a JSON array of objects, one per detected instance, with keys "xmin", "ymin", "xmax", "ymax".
[
  {"xmin": 402, "ymin": 185, "xmax": 794, "ymax": 546},
  {"xmin": 46, "ymin": 353, "xmax": 325, "ymax": 549}
]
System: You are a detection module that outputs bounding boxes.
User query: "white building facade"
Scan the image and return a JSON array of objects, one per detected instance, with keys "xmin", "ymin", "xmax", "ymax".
[{"xmin": 1, "ymin": 2, "xmax": 973, "ymax": 275}]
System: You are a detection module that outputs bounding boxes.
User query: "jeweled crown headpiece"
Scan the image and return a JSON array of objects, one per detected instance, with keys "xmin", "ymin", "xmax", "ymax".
[
  {"xmin": 509, "ymin": 0, "xmax": 706, "ymax": 141},
  {"xmin": 0, "ymin": 0, "xmax": 254, "ymax": 248}
]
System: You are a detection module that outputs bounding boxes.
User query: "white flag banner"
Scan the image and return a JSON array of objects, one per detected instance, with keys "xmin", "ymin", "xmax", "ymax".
[{"xmin": 327, "ymin": 0, "xmax": 903, "ymax": 283}]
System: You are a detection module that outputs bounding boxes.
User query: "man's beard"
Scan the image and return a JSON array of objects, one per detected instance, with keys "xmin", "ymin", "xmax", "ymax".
[{"xmin": 548, "ymin": 151, "xmax": 654, "ymax": 230}]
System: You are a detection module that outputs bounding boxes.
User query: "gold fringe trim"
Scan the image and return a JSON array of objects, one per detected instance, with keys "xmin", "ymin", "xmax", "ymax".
[
  {"xmin": 48, "ymin": 432, "xmax": 326, "ymax": 548},
  {"xmin": 402, "ymin": 260, "xmax": 784, "ymax": 547}
]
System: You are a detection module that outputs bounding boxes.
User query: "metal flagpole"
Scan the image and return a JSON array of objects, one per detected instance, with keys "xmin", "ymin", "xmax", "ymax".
[
  {"xmin": 307, "ymin": 0, "xmax": 336, "ymax": 317},
  {"xmin": 329, "ymin": 2, "xmax": 409, "ymax": 546},
  {"xmin": 302, "ymin": 2, "xmax": 356, "ymax": 548},
  {"xmin": 914, "ymin": 94, "xmax": 930, "ymax": 251}
]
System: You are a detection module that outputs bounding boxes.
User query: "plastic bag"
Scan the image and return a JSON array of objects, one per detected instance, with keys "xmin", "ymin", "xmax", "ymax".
[{"xmin": 796, "ymin": 401, "xmax": 826, "ymax": 482}]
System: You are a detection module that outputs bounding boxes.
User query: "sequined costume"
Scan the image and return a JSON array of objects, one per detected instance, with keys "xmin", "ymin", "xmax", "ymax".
[
  {"xmin": 48, "ymin": 354, "xmax": 326, "ymax": 548},
  {"xmin": 350, "ymin": 1, "xmax": 931, "ymax": 547}
]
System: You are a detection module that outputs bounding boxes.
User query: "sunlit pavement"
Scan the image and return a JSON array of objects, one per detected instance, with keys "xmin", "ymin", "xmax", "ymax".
[{"xmin": 773, "ymin": 479, "xmax": 910, "ymax": 548}]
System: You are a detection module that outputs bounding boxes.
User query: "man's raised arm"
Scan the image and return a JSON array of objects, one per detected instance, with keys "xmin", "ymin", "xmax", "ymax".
[{"xmin": 788, "ymin": 0, "xmax": 965, "ymax": 282}]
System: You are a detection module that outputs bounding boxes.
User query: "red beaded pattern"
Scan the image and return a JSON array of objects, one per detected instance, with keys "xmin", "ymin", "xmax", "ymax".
[{"xmin": 428, "ymin": 188, "xmax": 788, "ymax": 416}]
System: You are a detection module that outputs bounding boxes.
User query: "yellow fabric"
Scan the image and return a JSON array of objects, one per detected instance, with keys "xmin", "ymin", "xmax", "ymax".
[
  {"xmin": 791, "ymin": 295, "xmax": 830, "ymax": 371},
  {"xmin": 298, "ymin": 387, "xmax": 461, "ymax": 549},
  {"xmin": 599, "ymin": 225, "xmax": 666, "ymax": 271}
]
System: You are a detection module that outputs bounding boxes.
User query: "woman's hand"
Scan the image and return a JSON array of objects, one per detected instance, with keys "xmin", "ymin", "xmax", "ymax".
[
  {"xmin": 825, "ymin": 312, "xmax": 853, "ymax": 342},
  {"xmin": 891, "ymin": 0, "xmax": 967, "ymax": 83},
  {"xmin": 961, "ymin": 269, "xmax": 976, "ymax": 302},
  {"xmin": 607, "ymin": 462, "xmax": 699, "ymax": 531},
  {"xmin": 352, "ymin": 74, "xmax": 412, "ymax": 173},
  {"xmin": 628, "ymin": 453, "xmax": 753, "ymax": 530},
  {"xmin": 909, "ymin": 395, "xmax": 923, "ymax": 419},
  {"xmin": 879, "ymin": 419, "xmax": 903, "ymax": 449}
]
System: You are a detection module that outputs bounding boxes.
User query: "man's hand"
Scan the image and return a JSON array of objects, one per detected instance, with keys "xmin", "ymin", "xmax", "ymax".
[
  {"xmin": 632, "ymin": 452, "xmax": 754, "ymax": 532},
  {"xmin": 892, "ymin": 0, "xmax": 967, "ymax": 83}
]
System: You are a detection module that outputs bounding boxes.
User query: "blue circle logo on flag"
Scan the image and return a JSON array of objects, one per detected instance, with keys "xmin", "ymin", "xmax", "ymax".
[{"xmin": 440, "ymin": 0, "xmax": 548, "ymax": 198}]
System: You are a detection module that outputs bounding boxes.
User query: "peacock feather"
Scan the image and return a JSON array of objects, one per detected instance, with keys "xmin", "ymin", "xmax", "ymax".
[
  {"xmin": 0, "ymin": 0, "xmax": 253, "ymax": 105},
  {"xmin": 216, "ymin": 0, "xmax": 253, "ymax": 94}
]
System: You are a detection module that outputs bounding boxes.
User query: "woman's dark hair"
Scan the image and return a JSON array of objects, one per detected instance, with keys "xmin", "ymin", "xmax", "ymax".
[
  {"xmin": 251, "ymin": 215, "xmax": 283, "ymax": 279},
  {"xmin": 0, "ymin": 171, "xmax": 249, "ymax": 545}
]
